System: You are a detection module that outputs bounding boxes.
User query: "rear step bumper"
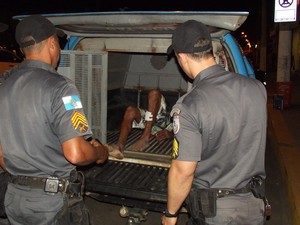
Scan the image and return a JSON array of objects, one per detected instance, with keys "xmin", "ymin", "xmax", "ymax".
[
  {"xmin": 81, "ymin": 129, "xmax": 173, "ymax": 212},
  {"xmin": 82, "ymin": 160, "xmax": 169, "ymax": 211}
]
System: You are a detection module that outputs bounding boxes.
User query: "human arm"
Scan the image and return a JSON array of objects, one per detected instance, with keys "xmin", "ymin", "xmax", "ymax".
[
  {"xmin": 62, "ymin": 136, "xmax": 108, "ymax": 166},
  {"xmin": 51, "ymin": 78, "xmax": 109, "ymax": 165},
  {"xmin": 0, "ymin": 144, "xmax": 6, "ymax": 171},
  {"xmin": 161, "ymin": 159, "xmax": 197, "ymax": 225},
  {"xmin": 155, "ymin": 121, "xmax": 173, "ymax": 141},
  {"xmin": 155, "ymin": 129, "xmax": 173, "ymax": 141}
]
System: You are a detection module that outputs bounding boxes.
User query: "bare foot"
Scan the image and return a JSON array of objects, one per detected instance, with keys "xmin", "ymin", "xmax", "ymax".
[
  {"xmin": 127, "ymin": 139, "xmax": 150, "ymax": 152},
  {"xmin": 105, "ymin": 144, "xmax": 124, "ymax": 159}
]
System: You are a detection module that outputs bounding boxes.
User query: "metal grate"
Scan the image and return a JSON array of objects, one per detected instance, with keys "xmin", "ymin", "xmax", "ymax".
[
  {"xmin": 107, "ymin": 129, "xmax": 173, "ymax": 155},
  {"xmin": 83, "ymin": 160, "xmax": 169, "ymax": 203},
  {"xmin": 57, "ymin": 50, "xmax": 108, "ymax": 142},
  {"xmin": 81, "ymin": 129, "xmax": 172, "ymax": 210}
]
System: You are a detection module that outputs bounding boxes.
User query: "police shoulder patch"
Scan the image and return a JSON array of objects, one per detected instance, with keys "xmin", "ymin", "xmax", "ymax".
[
  {"xmin": 170, "ymin": 108, "xmax": 180, "ymax": 135},
  {"xmin": 71, "ymin": 111, "xmax": 88, "ymax": 133},
  {"xmin": 62, "ymin": 95, "xmax": 83, "ymax": 111}
]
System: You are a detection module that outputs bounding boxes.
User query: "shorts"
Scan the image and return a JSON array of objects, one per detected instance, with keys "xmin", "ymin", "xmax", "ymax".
[{"xmin": 132, "ymin": 95, "xmax": 171, "ymax": 135}]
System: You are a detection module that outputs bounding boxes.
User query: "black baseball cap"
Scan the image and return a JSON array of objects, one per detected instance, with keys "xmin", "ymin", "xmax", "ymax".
[
  {"xmin": 167, "ymin": 20, "xmax": 212, "ymax": 55},
  {"xmin": 15, "ymin": 15, "xmax": 60, "ymax": 49}
]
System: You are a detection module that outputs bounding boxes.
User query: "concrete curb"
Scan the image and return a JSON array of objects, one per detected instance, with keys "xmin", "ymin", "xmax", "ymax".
[{"xmin": 268, "ymin": 103, "xmax": 300, "ymax": 225}]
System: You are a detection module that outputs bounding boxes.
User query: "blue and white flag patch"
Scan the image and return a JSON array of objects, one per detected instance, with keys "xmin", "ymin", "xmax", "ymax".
[{"xmin": 62, "ymin": 95, "xmax": 83, "ymax": 111}]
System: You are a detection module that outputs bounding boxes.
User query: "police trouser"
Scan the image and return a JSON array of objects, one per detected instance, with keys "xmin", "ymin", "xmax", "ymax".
[
  {"xmin": 204, "ymin": 193, "xmax": 265, "ymax": 225},
  {"xmin": 5, "ymin": 171, "xmax": 91, "ymax": 225},
  {"xmin": 185, "ymin": 189, "xmax": 265, "ymax": 225},
  {"xmin": 5, "ymin": 182, "xmax": 91, "ymax": 225},
  {"xmin": 55, "ymin": 193, "xmax": 91, "ymax": 225}
]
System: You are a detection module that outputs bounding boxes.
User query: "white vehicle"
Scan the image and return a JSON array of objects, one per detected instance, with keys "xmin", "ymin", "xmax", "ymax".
[{"xmin": 14, "ymin": 11, "xmax": 256, "ymax": 223}]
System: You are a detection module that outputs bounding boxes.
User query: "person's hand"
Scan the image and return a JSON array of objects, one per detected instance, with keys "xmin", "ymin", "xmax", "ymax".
[
  {"xmin": 161, "ymin": 215, "xmax": 177, "ymax": 225},
  {"xmin": 89, "ymin": 139, "xmax": 109, "ymax": 164},
  {"xmin": 96, "ymin": 144, "xmax": 109, "ymax": 164},
  {"xmin": 89, "ymin": 138, "xmax": 101, "ymax": 147},
  {"xmin": 155, "ymin": 129, "xmax": 173, "ymax": 141}
]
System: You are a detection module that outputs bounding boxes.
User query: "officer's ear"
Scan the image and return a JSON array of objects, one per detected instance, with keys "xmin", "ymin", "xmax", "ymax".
[
  {"xmin": 177, "ymin": 53, "xmax": 188, "ymax": 64},
  {"xmin": 49, "ymin": 35, "xmax": 58, "ymax": 51}
]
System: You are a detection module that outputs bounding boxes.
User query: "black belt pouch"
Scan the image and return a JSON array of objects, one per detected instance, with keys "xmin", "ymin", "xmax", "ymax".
[
  {"xmin": 199, "ymin": 189, "xmax": 217, "ymax": 218},
  {"xmin": 185, "ymin": 188, "xmax": 217, "ymax": 219}
]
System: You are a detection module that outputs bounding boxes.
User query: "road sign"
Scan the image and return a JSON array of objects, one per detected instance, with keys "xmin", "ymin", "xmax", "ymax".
[{"xmin": 274, "ymin": 0, "xmax": 298, "ymax": 22}]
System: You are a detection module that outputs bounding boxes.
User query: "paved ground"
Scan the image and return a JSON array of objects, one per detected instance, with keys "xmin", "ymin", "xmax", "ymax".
[
  {"xmin": 281, "ymin": 74, "xmax": 300, "ymax": 149},
  {"xmin": 279, "ymin": 74, "xmax": 300, "ymax": 225}
]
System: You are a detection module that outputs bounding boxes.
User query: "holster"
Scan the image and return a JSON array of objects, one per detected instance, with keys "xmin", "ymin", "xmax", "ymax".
[
  {"xmin": 247, "ymin": 175, "xmax": 272, "ymax": 217},
  {"xmin": 248, "ymin": 175, "xmax": 265, "ymax": 199},
  {"xmin": 66, "ymin": 170, "xmax": 85, "ymax": 197},
  {"xmin": 55, "ymin": 170, "xmax": 91, "ymax": 225},
  {"xmin": 55, "ymin": 195, "xmax": 91, "ymax": 225}
]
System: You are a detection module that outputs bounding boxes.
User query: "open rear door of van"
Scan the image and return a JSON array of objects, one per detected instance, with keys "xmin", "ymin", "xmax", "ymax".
[{"xmin": 14, "ymin": 11, "xmax": 249, "ymax": 219}]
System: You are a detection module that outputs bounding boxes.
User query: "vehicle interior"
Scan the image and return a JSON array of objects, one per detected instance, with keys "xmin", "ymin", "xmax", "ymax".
[
  {"xmin": 57, "ymin": 38, "xmax": 234, "ymax": 219},
  {"xmin": 40, "ymin": 12, "xmax": 249, "ymax": 221}
]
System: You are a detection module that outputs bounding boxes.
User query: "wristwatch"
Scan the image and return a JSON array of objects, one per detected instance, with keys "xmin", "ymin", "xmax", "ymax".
[{"xmin": 163, "ymin": 208, "xmax": 178, "ymax": 218}]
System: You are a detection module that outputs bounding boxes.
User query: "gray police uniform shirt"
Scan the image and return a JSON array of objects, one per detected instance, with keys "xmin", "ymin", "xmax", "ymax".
[
  {"xmin": 172, "ymin": 64, "xmax": 267, "ymax": 189},
  {"xmin": 0, "ymin": 60, "xmax": 93, "ymax": 178}
]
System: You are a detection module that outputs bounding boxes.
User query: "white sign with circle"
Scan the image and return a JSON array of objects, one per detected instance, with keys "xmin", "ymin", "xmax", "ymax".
[{"xmin": 274, "ymin": 0, "xmax": 297, "ymax": 22}]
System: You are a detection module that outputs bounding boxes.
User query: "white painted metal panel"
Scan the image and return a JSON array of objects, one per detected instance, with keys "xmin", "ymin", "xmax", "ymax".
[
  {"xmin": 57, "ymin": 50, "xmax": 108, "ymax": 142},
  {"xmin": 14, "ymin": 11, "xmax": 248, "ymax": 37}
]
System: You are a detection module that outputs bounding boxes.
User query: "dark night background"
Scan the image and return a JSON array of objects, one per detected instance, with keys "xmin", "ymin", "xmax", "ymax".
[{"xmin": 0, "ymin": 0, "xmax": 274, "ymax": 54}]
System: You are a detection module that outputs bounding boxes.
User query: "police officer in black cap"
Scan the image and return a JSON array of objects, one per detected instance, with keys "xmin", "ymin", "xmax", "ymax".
[
  {"xmin": 162, "ymin": 20, "xmax": 268, "ymax": 225},
  {"xmin": 0, "ymin": 15, "xmax": 108, "ymax": 225}
]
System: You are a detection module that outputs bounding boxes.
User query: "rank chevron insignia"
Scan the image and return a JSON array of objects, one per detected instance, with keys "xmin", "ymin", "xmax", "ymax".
[
  {"xmin": 71, "ymin": 111, "xmax": 88, "ymax": 133},
  {"xmin": 172, "ymin": 137, "xmax": 179, "ymax": 159}
]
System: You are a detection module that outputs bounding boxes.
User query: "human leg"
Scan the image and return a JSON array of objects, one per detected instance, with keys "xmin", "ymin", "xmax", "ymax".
[
  {"xmin": 108, "ymin": 105, "xmax": 142, "ymax": 159},
  {"xmin": 5, "ymin": 183, "xmax": 64, "ymax": 225},
  {"xmin": 127, "ymin": 90, "xmax": 162, "ymax": 151}
]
